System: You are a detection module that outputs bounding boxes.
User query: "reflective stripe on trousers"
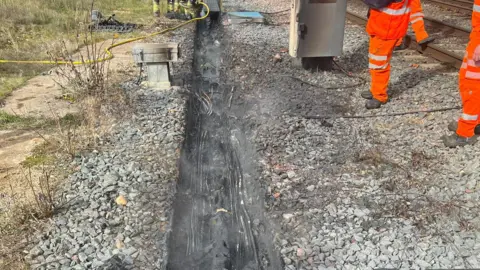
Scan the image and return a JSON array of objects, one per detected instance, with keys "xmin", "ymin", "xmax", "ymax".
[
  {"xmin": 410, "ymin": 12, "xmax": 424, "ymax": 18},
  {"xmin": 410, "ymin": 0, "xmax": 429, "ymax": 42},
  {"xmin": 474, "ymin": 4, "xmax": 480, "ymax": 12},
  {"xmin": 457, "ymin": 40, "xmax": 480, "ymax": 137},
  {"xmin": 466, "ymin": 71, "xmax": 480, "ymax": 79},
  {"xmin": 368, "ymin": 36, "xmax": 401, "ymax": 102},
  {"xmin": 462, "ymin": 113, "xmax": 478, "ymax": 121},
  {"xmin": 457, "ymin": 82, "xmax": 480, "ymax": 137},
  {"xmin": 465, "ymin": 59, "xmax": 480, "ymax": 80},
  {"xmin": 368, "ymin": 53, "xmax": 388, "ymax": 61},
  {"xmin": 410, "ymin": 17, "xmax": 423, "ymax": 24},
  {"xmin": 368, "ymin": 53, "xmax": 389, "ymax": 70}
]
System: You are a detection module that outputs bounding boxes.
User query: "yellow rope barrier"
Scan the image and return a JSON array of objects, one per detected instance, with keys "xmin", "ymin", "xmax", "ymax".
[{"xmin": 0, "ymin": 2, "xmax": 210, "ymax": 65}]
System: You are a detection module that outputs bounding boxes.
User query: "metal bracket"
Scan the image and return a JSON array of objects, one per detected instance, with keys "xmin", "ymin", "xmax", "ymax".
[
  {"xmin": 139, "ymin": 49, "xmax": 144, "ymax": 64},
  {"xmin": 131, "ymin": 43, "xmax": 180, "ymax": 90},
  {"xmin": 298, "ymin": 23, "xmax": 306, "ymax": 39}
]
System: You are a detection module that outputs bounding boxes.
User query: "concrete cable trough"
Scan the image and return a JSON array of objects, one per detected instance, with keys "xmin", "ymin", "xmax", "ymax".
[{"xmin": 166, "ymin": 18, "xmax": 281, "ymax": 270}]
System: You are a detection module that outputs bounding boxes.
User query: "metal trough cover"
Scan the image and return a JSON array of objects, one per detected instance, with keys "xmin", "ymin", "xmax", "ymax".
[
  {"xmin": 227, "ymin": 12, "xmax": 264, "ymax": 24},
  {"xmin": 132, "ymin": 43, "xmax": 179, "ymax": 64}
]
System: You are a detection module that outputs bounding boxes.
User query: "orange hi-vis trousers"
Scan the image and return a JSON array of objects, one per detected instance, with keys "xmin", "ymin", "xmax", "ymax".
[
  {"xmin": 395, "ymin": 0, "xmax": 429, "ymax": 46},
  {"xmin": 457, "ymin": 40, "xmax": 480, "ymax": 137},
  {"xmin": 369, "ymin": 36, "xmax": 402, "ymax": 102}
]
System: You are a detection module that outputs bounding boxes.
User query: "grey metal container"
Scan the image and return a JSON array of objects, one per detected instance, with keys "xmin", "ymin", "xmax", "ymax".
[
  {"xmin": 203, "ymin": 0, "xmax": 221, "ymax": 13},
  {"xmin": 289, "ymin": 0, "xmax": 348, "ymax": 58},
  {"xmin": 132, "ymin": 43, "xmax": 179, "ymax": 65}
]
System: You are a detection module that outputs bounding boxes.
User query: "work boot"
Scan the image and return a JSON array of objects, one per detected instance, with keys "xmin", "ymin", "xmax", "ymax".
[
  {"xmin": 365, "ymin": 99, "xmax": 386, "ymax": 110},
  {"xmin": 361, "ymin": 90, "xmax": 391, "ymax": 100},
  {"xmin": 361, "ymin": 90, "xmax": 373, "ymax": 99},
  {"xmin": 442, "ymin": 134, "xmax": 477, "ymax": 148},
  {"xmin": 418, "ymin": 36, "xmax": 435, "ymax": 46},
  {"xmin": 447, "ymin": 120, "xmax": 480, "ymax": 135}
]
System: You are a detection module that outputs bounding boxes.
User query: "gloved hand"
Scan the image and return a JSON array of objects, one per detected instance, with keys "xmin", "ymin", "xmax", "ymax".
[{"xmin": 473, "ymin": 45, "xmax": 480, "ymax": 62}]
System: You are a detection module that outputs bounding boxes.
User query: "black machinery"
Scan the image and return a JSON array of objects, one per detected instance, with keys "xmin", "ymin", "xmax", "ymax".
[{"xmin": 90, "ymin": 10, "xmax": 139, "ymax": 33}]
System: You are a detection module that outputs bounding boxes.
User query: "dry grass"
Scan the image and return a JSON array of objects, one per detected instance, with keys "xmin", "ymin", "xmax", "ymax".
[
  {"xmin": 47, "ymin": 25, "xmax": 133, "ymax": 151},
  {"xmin": 0, "ymin": 85, "xmax": 129, "ymax": 269},
  {"xmin": 0, "ymin": 1, "xmax": 145, "ymax": 268},
  {"xmin": 0, "ymin": 77, "xmax": 29, "ymax": 103},
  {"xmin": 0, "ymin": 0, "xmax": 155, "ymax": 101},
  {"xmin": 0, "ymin": 150, "xmax": 65, "ymax": 269}
]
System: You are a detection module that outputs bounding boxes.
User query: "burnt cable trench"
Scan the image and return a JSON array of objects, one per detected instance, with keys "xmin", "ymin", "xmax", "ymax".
[{"xmin": 167, "ymin": 19, "xmax": 281, "ymax": 270}]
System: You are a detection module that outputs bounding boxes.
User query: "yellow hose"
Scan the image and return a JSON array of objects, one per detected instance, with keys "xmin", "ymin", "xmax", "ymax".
[{"xmin": 0, "ymin": 2, "xmax": 210, "ymax": 65}]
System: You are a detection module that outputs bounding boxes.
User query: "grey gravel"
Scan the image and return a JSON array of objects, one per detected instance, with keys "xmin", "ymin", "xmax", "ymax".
[
  {"xmin": 25, "ymin": 0, "xmax": 480, "ymax": 269},
  {"xmin": 26, "ymin": 23, "xmax": 195, "ymax": 269},
  {"xmin": 223, "ymin": 0, "xmax": 480, "ymax": 269}
]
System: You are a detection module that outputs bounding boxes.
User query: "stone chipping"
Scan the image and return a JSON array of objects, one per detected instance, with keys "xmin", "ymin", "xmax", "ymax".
[
  {"xmin": 222, "ymin": 1, "xmax": 480, "ymax": 269},
  {"xmin": 25, "ymin": 1, "xmax": 480, "ymax": 269},
  {"xmin": 25, "ymin": 24, "xmax": 195, "ymax": 269}
]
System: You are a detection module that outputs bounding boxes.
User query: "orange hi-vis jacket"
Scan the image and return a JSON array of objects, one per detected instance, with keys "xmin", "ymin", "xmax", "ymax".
[
  {"xmin": 471, "ymin": 0, "xmax": 480, "ymax": 40},
  {"xmin": 461, "ymin": 0, "xmax": 480, "ymax": 80},
  {"xmin": 366, "ymin": 0, "xmax": 412, "ymax": 40}
]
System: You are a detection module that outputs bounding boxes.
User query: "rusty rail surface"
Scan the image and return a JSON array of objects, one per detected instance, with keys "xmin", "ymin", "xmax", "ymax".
[{"xmin": 346, "ymin": 11, "xmax": 464, "ymax": 69}]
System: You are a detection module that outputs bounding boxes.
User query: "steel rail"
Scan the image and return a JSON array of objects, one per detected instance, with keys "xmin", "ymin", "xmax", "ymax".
[
  {"xmin": 346, "ymin": 11, "xmax": 464, "ymax": 69},
  {"xmin": 452, "ymin": 0, "xmax": 474, "ymax": 6},
  {"xmin": 426, "ymin": 0, "xmax": 472, "ymax": 12},
  {"xmin": 423, "ymin": 16, "xmax": 471, "ymax": 38}
]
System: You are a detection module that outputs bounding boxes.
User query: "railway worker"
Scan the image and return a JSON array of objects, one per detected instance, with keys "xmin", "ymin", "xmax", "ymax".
[
  {"xmin": 153, "ymin": 0, "xmax": 160, "ymax": 17},
  {"xmin": 442, "ymin": 0, "xmax": 480, "ymax": 147},
  {"xmin": 362, "ymin": 0, "xmax": 412, "ymax": 109},
  {"xmin": 185, "ymin": 0, "xmax": 201, "ymax": 19},
  {"xmin": 395, "ymin": 0, "xmax": 435, "ymax": 50}
]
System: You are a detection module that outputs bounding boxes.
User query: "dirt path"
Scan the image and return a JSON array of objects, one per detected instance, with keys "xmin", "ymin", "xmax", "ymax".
[
  {"xmin": 2, "ymin": 40, "xmax": 136, "ymax": 118},
  {"xmin": 0, "ymin": 39, "xmax": 138, "ymax": 191}
]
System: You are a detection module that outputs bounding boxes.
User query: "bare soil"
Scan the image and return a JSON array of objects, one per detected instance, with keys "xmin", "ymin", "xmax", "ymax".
[{"xmin": 0, "ymin": 38, "xmax": 138, "ymax": 214}]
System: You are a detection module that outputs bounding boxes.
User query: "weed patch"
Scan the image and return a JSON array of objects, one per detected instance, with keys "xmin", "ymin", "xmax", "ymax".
[
  {"xmin": 0, "ymin": 1, "xmax": 145, "ymax": 268},
  {"xmin": 0, "ymin": 77, "xmax": 29, "ymax": 101},
  {"xmin": 0, "ymin": 0, "xmax": 155, "ymax": 96},
  {"xmin": 0, "ymin": 112, "xmax": 38, "ymax": 130}
]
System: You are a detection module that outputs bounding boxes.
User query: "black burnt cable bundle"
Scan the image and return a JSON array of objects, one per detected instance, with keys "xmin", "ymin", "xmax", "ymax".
[
  {"xmin": 281, "ymin": 59, "xmax": 367, "ymax": 90},
  {"xmin": 282, "ymin": 60, "xmax": 461, "ymax": 119}
]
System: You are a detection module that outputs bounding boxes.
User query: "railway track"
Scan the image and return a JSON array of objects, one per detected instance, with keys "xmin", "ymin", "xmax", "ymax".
[
  {"xmin": 422, "ymin": 16, "xmax": 470, "ymax": 39},
  {"xmin": 426, "ymin": 0, "xmax": 473, "ymax": 13},
  {"xmin": 345, "ymin": 11, "xmax": 464, "ymax": 68}
]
